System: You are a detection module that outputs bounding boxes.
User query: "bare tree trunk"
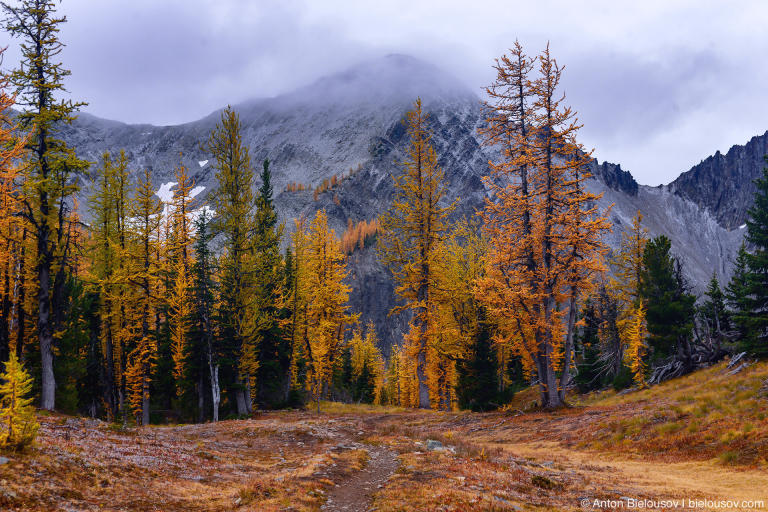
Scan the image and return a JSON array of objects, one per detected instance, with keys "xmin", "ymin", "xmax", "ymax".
[
  {"xmin": 559, "ymin": 291, "xmax": 578, "ymax": 403},
  {"xmin": 141, "ymin": 375, "xmax": 150, "ymax": 426},
  {"xmin": 197, "ymin": 376, "xmax": 205, "ymax": 423},
  {"xmin": 235, "ymin": 378, "xmax": 249, "ymax": 416},
  {"xmin": 245, "ymin": 377, "xmax": 253, "ymax": 414},
  {"xmin": 416, "ymin": 348, "xmax": 430, "ymax": 408},
  {"xmin": 39, "ymin": 257, "xmax": 55, "ymax": 411},
  {"xmin": 210, "ymin": 363, "xmax": 220, "ymax": 422}
]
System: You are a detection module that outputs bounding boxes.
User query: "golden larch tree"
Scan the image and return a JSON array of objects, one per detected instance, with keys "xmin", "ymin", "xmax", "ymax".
[
  {"xmin": 0, "ymin": 58, "xmax": 27, "ymax": 363},
  {"xmin": 303, "ymin": 210, "xmax": 355, "ymax": 412},
  {"xmin": 479, "ymin": 43, "xmax": 610, "ymax": 408},
  {"xmin": 610, "ymin": 211, "xmax": 649, "ymax": 386},
  {"xmin": 125, "ymin": 169, "xmax": 162, "ymax": 425},
  {"xmin": 378, "ymin": 98, "xmax": 454, "ymax": 408},
  {"xmin": 0, "ymin": 353, "xmax": 38, "ymax": 450},
  {"xmin": 168, "ymin": 160, "xmax": 196, "ymax": 396}
]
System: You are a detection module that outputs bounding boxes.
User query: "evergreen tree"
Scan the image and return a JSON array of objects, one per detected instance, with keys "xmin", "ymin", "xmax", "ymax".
[
  {"xmin": 640, "ymin": 236, "xmax": 695, "ymax": 367},
  {"xmin": 2, "ymin": 0, "xmax": 90, "ymax": 410},
  {"xmin": 574, "ymin": 297, "xmax": 603, "ymax": 392},
  {"xmin": 204, "ymin": 106, "xmax": 258, "ymax": 415},
  {"xmin": 698, "ymin": 272, "xmax": 729, "ymax": 355},
  {"xmin": 190, "ymin": 210, "xmax": 221, "ymax": 421},
  {"xmin": 253, "ymin": 159, "xmax": 289, "ymax": 408},
  {"xmin": 456, "ymin": 316, "xmax": 498, "ymax": 411},
  {"xmin": 741, "ymin": 161, "xmax": 768, "ymax": 356},
  {"xmin": 726, "ymin": 243, "xmax": 751, "ymax": 346}
]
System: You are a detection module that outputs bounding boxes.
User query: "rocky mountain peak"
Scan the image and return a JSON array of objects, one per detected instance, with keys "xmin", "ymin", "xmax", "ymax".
[{"xmin": 669, "ymin": 130, "xmax": 768, "ymax": 230}]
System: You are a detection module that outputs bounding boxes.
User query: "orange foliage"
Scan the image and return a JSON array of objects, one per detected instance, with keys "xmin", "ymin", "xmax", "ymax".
[
  {"xmin": 340, "ymin": 218, "xmax": 380, "ymax": 254},
  {"xmin": 285, "ymin": 181, "xmax": 308, "ymax": 193},
  {"xmin": 478, "ymin": 43, "xmax": 610, "ymax": 408},
  {"xmin": 0, "ymin": 57, "xmax": 28, "ymax": 359}
]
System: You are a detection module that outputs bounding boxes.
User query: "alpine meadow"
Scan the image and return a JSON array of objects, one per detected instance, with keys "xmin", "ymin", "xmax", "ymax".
[{"xmin": 0, "ymin": 1, "xmax": 767, "ymax": 511}]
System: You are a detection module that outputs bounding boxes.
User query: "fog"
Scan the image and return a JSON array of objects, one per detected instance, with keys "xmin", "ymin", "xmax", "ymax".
[{"xmin": 1, "ymin": 0, "xmax": 766, "ymax": 185}]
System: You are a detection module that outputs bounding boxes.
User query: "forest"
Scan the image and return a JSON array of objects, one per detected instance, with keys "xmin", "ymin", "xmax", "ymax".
[{"xmin": 1, "ymin": 0, "xmax": 768, "ymax": 456}]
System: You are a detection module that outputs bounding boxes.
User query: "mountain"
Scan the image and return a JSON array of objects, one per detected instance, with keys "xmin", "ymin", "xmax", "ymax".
[
  {"xmin": 669, "ymin": 131, "xmax": 768, "ymax": 230},
  {"xmin": 60, "ymin": 54, "xmax": 762, "ymax": 350}
]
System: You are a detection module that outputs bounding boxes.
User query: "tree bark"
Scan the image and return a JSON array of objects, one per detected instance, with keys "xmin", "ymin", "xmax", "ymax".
[
  {"xmin": 38, "ymin": 252, "xmax": 55, "ymax": 411},
  {"xmin": 141, "ymin": 374, "xmax": 150, "ymax": 426},
  {"xmin": 559, "ymin": 291, "xmax": 578, "ymax": 403},
  {"xmin": 210, "ymin": 363, "xmax": 220, "ymax": 422}
]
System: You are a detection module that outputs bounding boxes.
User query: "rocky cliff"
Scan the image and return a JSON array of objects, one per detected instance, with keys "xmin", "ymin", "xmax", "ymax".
[
  {"xmin": 669, "ymin": 131, "xmax": 768, "ymax": 230},
  {"xmin": 60, "ymin": 54, "xmax": 757, "ymax": 350}
]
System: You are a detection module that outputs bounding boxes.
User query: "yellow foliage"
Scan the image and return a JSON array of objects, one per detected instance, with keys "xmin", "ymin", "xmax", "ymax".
[
  {"xmin": 168, "ymin": 161, "xmax": 196, "ymax": 396},
  {"xmin": 625, "ymin": 303, "xmax": 647, "ymax": 387},
  {"xmin": 611, "ymin": 212, "xmax": 649, "ymax": 386},
  {"xmin": 0, "ymin": 60, "xmax": 29, "ymax": 360},
  {"xmin": 0, "ymin": 354, "xmax": 38, "ymax": 450},
  {"xmin": 340, "ymin": 218, "xmax": 380, "ymax": 254},
  {"xmin": 378, "ymin": 98, "xmax": 455, "ymax": 408},
  {"xmin": 288, "ymin": 210, "xmax": 356, "ymax": 410},
  {"xmin": 478, "ymin": 43, "xmax": 611, "ymax": 407},
  {"xmin": 349, "ymin": 323, "xmax": 386, "ymax": 404}
]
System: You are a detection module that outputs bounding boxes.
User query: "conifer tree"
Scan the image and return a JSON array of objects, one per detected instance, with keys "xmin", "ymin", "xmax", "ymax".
[
  {"xmin": 697, "ymin": 273, "xmax": 729, "ymax": 355},
  {"xmin": 0, "ymin": 57, "xmax": 26, "ymax": 364},
  {"xmin": 378, "ymin": 98, "xmax": 454, "ymax": 408},
  {"xmin": 124, "ymin": 169, "xmax": 162, "ymax": 425},
  {"xmin": 285, "ymin": 219, "xmax": 309, "ymax": 399},
  {"xmin": 190, "ymin": 210, "xmax": 220, "ymax": 420},
  {"xmin": 430, "ymin": 220, "xmax": 488, "ymax": 410},
  {"xmin": 574, "ymin": 296, "xmax": 603, "ymax": 392},
  {"xmin": 87, "ymin": 151, "xmax": 131, "ymax": 418},
  {"xmin": 610, "ymin": 212, "xmax": 648, "ymax": 386},
  {"xmin": 640, "ymin": 236, "xmax": 695, "ymax": 368},
  {"xmin": 726, "ymin": 243, "xmax": 751, "ymax": 345},
  {"xmin": 478, "ymin": 44, "xmax": 610, "ymax": 408},
  {"xmin": 204, "ymin": 106, "xmax": 259, "ymax": 415},
  {"xmin": 0, "ymin": 353, "xmax": 38, "ymax": 450},
  {"xmin": 2, "ymin": 0, "xmax": 90, "ymax": 410},
  {"xmin": 739, "ymin": 161, "xmax": 768, "ymax": 356},
  {"xmin": 456, "ymin": 315, "xmax": 498, "ymax": 411},
  {"xmin": 348, "ymin": 323, "xmax": 384, "ymax": 404},
  {"xmin": 252, "ymin": 159, "xmax": 289, "ymax": 407},
  {"xmin": 303, "ymin": 210, "xmax": 354, "ymax": 412},
  {"xmin": 168, "ymin": 161, "xmax": 195, "ymax": 396}
]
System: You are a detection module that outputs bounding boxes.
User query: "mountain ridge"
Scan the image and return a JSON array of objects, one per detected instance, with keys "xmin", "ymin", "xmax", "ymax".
[{"xmin": 58, "ymin": 54, "xmax": 763, "ymax": 349}]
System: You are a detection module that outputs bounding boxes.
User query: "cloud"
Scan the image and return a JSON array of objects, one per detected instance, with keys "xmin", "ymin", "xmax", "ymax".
[{"xmin": 1, "ymin": 0, "xmax": 766, "ymax": 185}]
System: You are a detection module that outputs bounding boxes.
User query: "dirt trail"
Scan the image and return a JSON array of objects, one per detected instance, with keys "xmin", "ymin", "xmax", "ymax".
[{"xmin": 321, "ymin": 444, "xmax": 398, "ymax": 512}]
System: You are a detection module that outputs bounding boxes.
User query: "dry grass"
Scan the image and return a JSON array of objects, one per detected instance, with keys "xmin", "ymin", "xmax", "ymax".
[
  {"xmin": 0, "ymin": 413, "xmax": 375, "ymax": 511},
  {"xmin": 570, "ymin": 359, "xmax": 768, "ymax": 466},
  {"xmin": 2, "ymin": 360, "xmax": 766, "ymax": 511}
]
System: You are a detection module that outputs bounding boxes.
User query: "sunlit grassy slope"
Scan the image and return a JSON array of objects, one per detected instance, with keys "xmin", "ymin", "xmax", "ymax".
[{"xmin": 571, "ymin": 359, "xmax": 768, "ymax": 466}]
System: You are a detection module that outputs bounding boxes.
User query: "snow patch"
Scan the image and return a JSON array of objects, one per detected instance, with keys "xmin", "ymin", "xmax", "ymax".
[
  {"xmin": 740, "ymin": 224, "xmax": 747, "ymax": 229},
  {"xmin": 156, "ymin": 182, "xmax": 177, "ymax": 203},
  {"xmin": 190, "ymin": 186, "xmax": 205, "ymax": 198},
  {"xmin": 198, "ymin": 160, "xmax": 208, "ymax": 168},
  {"xmin": 190, "ymin": 206, "xmax": 216, "ymax": 225}
]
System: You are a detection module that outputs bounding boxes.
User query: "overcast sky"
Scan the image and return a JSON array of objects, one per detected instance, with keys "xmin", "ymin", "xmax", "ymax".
[{"xmin": 2, "ymin": 0, "xmax": 766, "ymax": 185}]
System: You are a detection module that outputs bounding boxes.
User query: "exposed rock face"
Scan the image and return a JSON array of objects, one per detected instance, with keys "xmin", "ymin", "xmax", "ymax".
[
  {"xmin": 60, "ymin": 54, "xmax": 755, "ymax": 350},
  {"xmin": 669, "ymin": 131, "xmax": 768, "ymax": 230},
  {"xmin": 591, "ymin": 160, "xmax": 638, "ymax": 196}
]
